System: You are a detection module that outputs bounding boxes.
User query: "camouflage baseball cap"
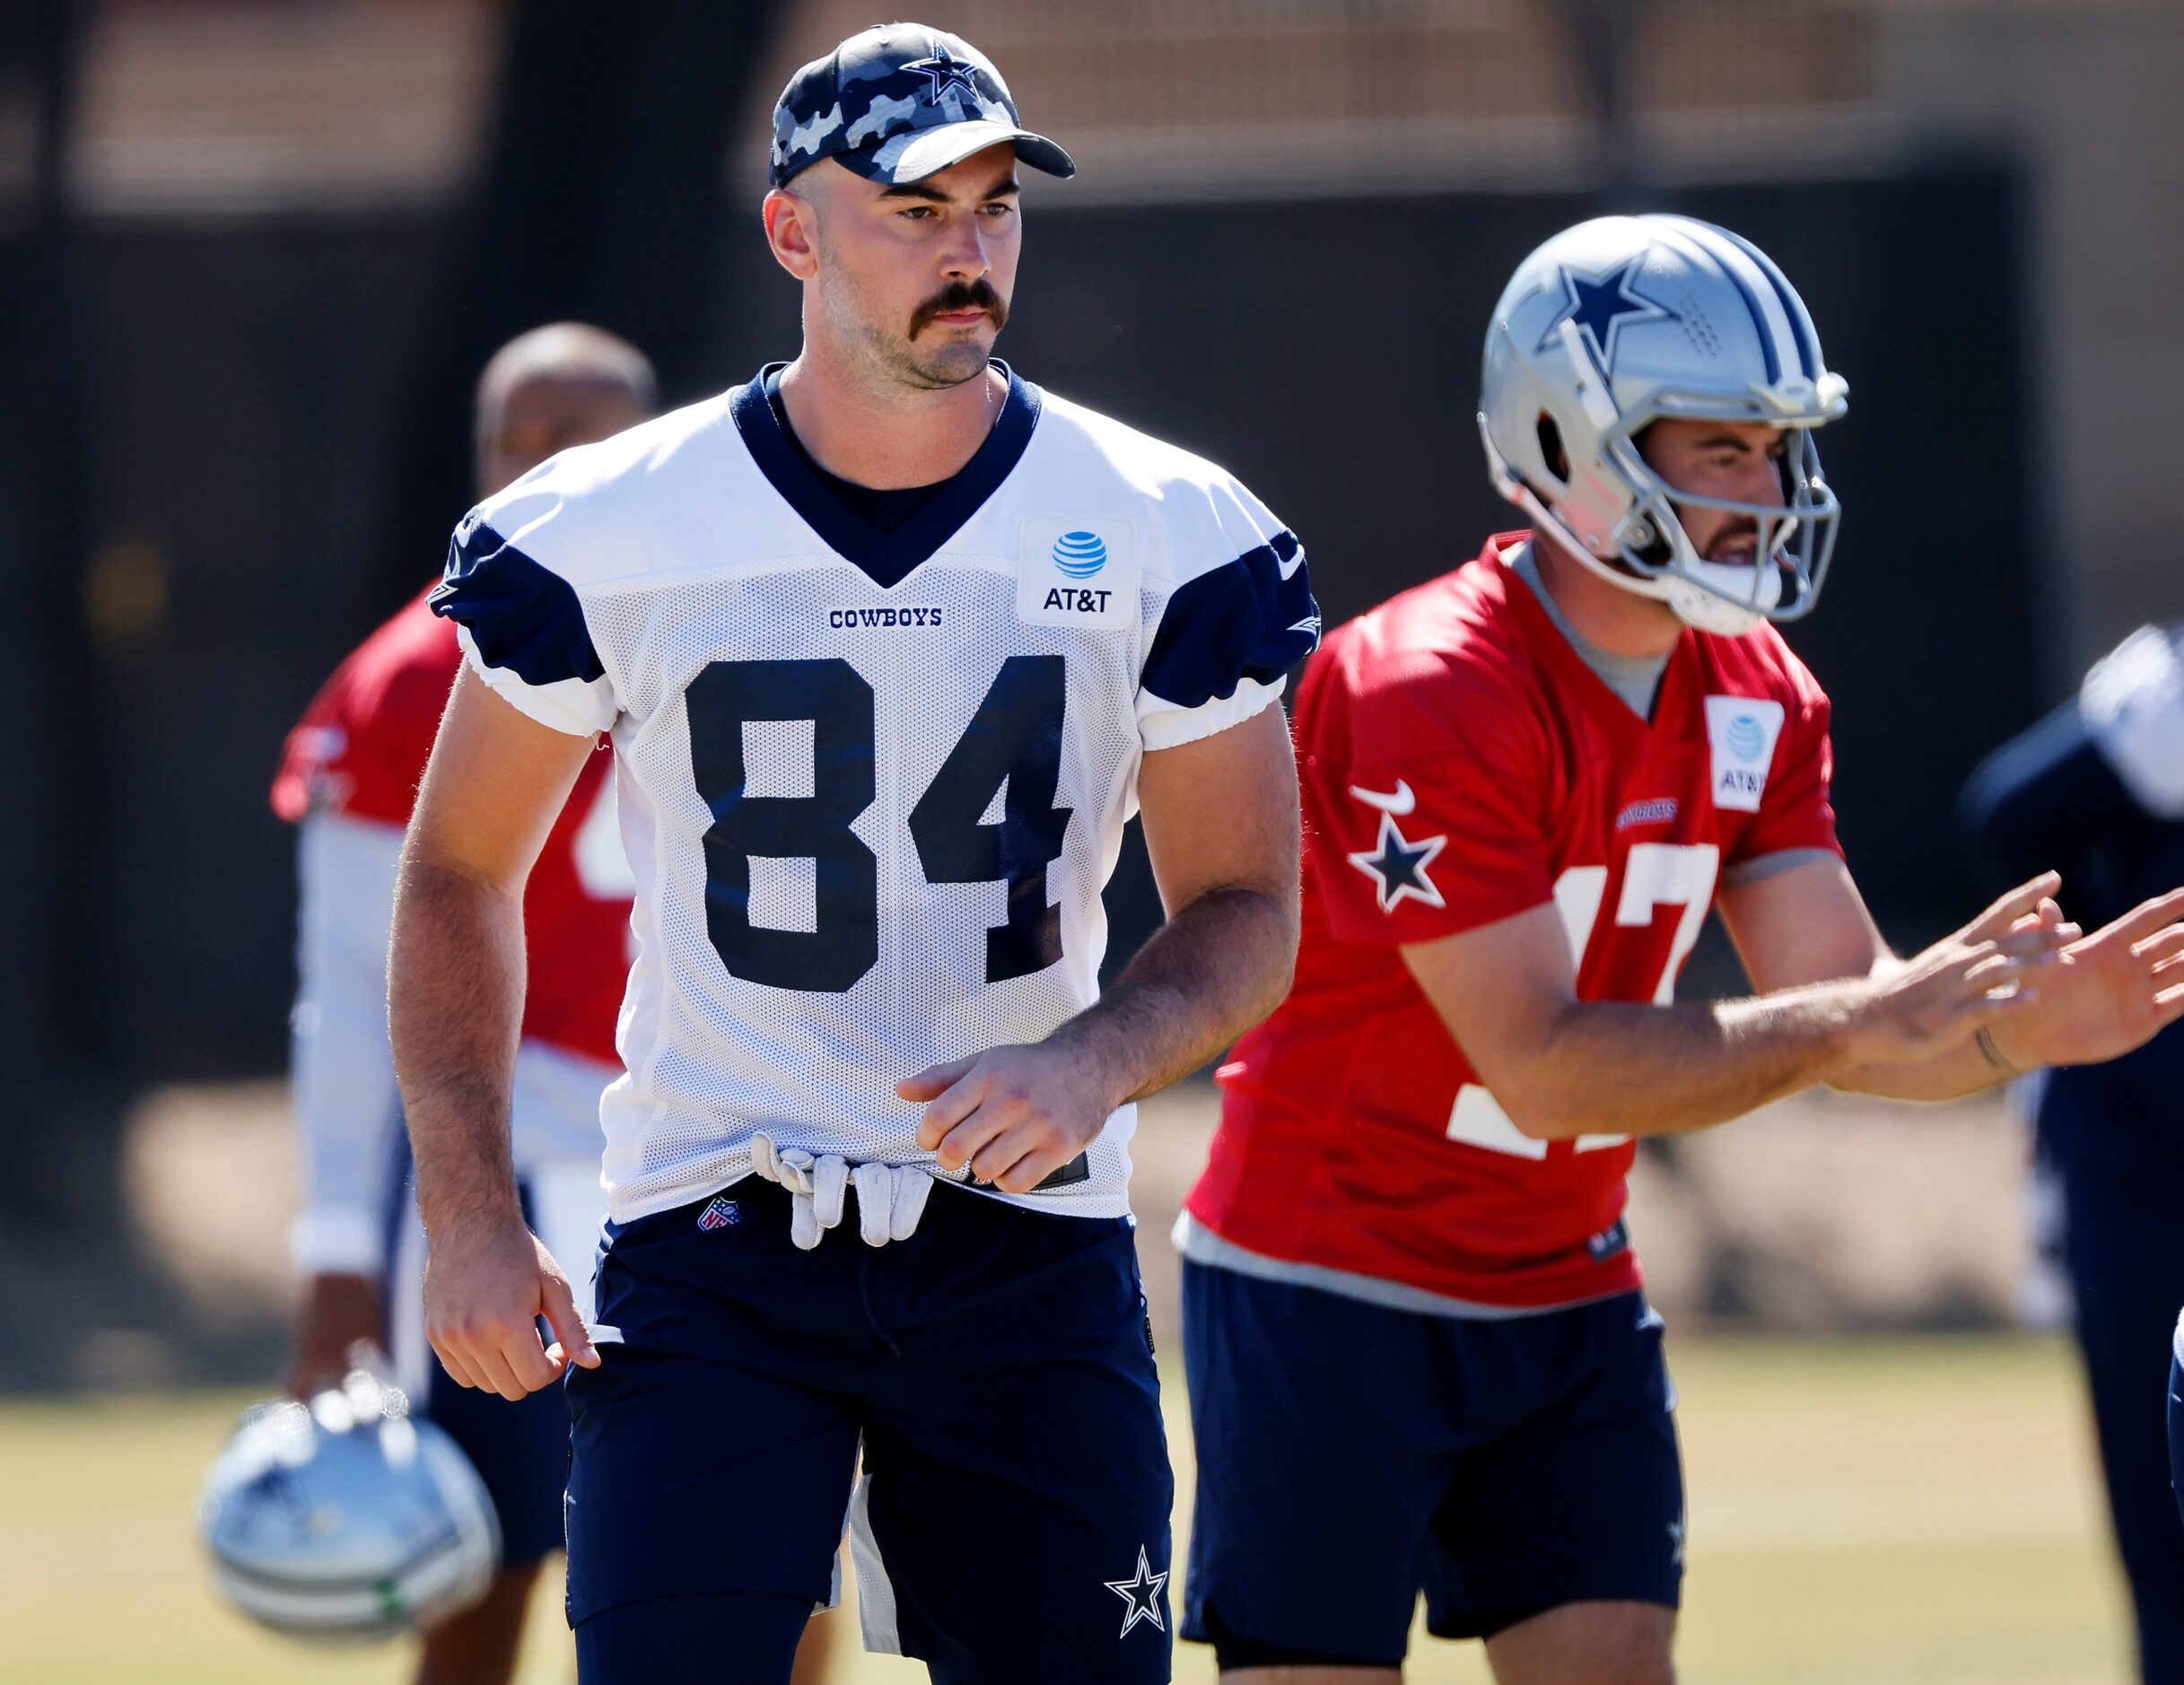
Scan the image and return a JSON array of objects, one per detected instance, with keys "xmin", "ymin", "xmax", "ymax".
[{"xmin": 769, "ymin": 22, "xmax": 1076, "ymax": 191}]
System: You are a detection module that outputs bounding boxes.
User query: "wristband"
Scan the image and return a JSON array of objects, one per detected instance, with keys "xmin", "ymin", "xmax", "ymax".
[{"xmin": 1975, "ymin": 1026, "xmax": 2017, "ymax": 1075}]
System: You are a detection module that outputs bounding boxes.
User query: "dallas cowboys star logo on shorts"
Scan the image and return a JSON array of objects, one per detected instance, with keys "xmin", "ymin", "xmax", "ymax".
[
  {"xmin": 1347, "ymin": 811, "xmax": 1447, "ymax": 912},
  {"xmin": 1104, "ymin": 1544, "xmax": 1168, "ymax": 1637},
  {"xmin": 1538, "ymin": 255, "xmax": 1679, "ymax": 371}
]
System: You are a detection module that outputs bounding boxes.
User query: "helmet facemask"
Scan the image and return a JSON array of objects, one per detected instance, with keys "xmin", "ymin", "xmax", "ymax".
[
  {"xmin": 1597, "ymin": 400, "xmax": 1840, "ymax": 636},
  {"xmin": 1484, "ymin": 361, "xmax": 1843, "ymax": 640}
]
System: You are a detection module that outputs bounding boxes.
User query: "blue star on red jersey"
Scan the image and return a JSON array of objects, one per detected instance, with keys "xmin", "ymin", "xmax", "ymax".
[
  {"xmin": 1347, "ymin": 813, "xmax": 1447, "ymax": 912},
  {"xmin": 906, "ymin": 42, "xmax": 983, "ymax": 106},
  {"xmin": 1538, "ymin": 256, "xmax": 1678, "ymax": 371}
]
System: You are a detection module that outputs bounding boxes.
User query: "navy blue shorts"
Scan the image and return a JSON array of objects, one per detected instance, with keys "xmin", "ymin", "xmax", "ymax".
[
  {"xmin": 2167, "ymin": 1317, "xmax": 2184, "ymax": 1536},
  {"xmin": 565, "ymin": 1178, "xmax": 1174, "ymax": 1683},
  {"xmin": 1181, "ymin": 1262, "xmax": 1682, "ymax": 1666}
]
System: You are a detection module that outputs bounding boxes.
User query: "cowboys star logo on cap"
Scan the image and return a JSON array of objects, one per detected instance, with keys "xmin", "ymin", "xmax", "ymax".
[
  {"xmin": 905, "ymin": 41, "xmax": 983, "ymax": 106},
  {"xmin": 769, "ymin": 22, "xmax": 1077, "ymax": 191}
]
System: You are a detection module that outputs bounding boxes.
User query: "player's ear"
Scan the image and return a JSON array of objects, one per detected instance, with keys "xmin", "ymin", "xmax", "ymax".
[{"xmin": 763, "ymin": 188, "xmax": 821, "ymax": 281}]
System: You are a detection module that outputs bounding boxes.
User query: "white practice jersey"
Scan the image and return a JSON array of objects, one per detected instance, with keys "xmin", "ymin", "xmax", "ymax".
[{"xmin": 432, "ymin": 363, "xmax": 1319, "ymax": 1225}]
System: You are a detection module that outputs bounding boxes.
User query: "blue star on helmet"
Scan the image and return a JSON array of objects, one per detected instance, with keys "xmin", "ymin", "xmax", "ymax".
[
  {"xmin": 905, "ymin": 41, "xmax": 983, "ymax": 107},
  {"xmin": 1538, "ymin": 256, "xmax": 1678, "ymax": 371},
  {"xmin": 1103, "ymin": 1545, "xmax": 1169, "ymax": 1637},
  {"xmin": 1347, "ymin": 813, "xmax": 1448, "ymax": 913}
]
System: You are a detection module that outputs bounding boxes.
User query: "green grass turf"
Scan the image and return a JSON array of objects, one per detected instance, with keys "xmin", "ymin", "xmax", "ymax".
[{"xmin": 0, "ymin": 1336, "xmax": 2132, "ymax": 1684}]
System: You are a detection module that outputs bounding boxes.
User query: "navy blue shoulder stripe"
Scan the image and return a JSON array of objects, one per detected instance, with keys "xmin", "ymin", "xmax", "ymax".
[
  {"xmin": 1142, "ymin": 530, "xmax": 1321, "ymax": 712},
  {"xmin": 429, "ymin": 519, "xmax": 606, "ymax": 688}
]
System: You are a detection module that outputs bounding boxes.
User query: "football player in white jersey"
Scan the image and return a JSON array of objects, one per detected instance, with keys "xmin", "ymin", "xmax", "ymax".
[{"xmin": 388, "ymin": 23, "xmax": 1317, "ymax": 1684}]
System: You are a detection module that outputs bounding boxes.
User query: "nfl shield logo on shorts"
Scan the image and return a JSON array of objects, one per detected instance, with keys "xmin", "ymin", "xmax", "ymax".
[{"xmin": 696, "ymin": 1196, "xmax": 741, "ymax": 1232}]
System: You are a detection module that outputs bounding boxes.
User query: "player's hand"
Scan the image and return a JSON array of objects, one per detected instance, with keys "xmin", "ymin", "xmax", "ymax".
[
  {"xmin": 287, "ymin": 1272, "xmax": 383, "ymax": 1399},
  {"xmin": 899, "ymin": 1042, "xmax": 1119, "ymax": 1194},
  {"xmin": 1987, "ymin": 885, "xmax": 2184, "ymax": 1071},
  {"xmin": 1839, "ymin": 873, "xmax": 2071, "ymax": 1068},
  {"xmin": 422, "ymin": 1215, "xmax": 598, "ymax": 1401}
]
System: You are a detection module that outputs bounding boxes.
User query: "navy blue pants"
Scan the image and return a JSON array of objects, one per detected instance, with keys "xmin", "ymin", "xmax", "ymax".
[
  {"xmin": 565, "ymin": 1178, "xmax": 1174, "ymax": 1684},
  {"xmin": 2165, "ymin": 1332, "xmax": 2184, "ymax": 1541},
  {"xmin": 1181, "ymin": 1262, "xmax": 1682, "ymax": 1668},
  {"xmin": 2053, "ymin": 1126, "xmax": 2184, "ymax": 1683}
]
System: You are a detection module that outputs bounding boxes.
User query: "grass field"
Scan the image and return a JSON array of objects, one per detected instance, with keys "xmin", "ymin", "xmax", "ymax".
[{"xmin": 0, "ymin": 1337, "xmax": 2130, "ymax": 1685}]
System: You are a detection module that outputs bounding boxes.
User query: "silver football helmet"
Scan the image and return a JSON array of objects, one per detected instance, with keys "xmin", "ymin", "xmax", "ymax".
[
  {"xmin": 197, "ymin": 1366, "xmax": 501, "ymax": 1646},
  {"xmin": 1479, "ymin": 214, "xmax": 1848, "ymax": 635}
]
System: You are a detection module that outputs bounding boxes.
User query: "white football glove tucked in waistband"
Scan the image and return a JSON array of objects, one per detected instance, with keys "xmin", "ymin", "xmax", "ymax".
[{"xmin": 749, "ymin": 1133, "xmax": 935, "ymax": 1250}]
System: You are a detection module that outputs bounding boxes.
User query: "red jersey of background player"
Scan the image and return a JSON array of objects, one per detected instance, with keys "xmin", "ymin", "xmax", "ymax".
[
  {"xmin": 271, "ymin": 586, "xmax": 630, "ymax": 1066},
  {"xmin": 1187, "ymin": 532, "xmax": 1841, "ymax": 1308}
]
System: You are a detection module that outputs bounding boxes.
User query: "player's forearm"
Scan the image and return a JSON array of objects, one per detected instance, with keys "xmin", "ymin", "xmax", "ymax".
[
  {"xmin": 1049, "ymin": 882, "xmax": 1297, "ymax": 1107},
  {"xmin": 388, "ymin": 852, "xmax": 529, "ymax": 1230},
  {"xmin": 1507, "ymin": 983, "xmax": 1866, "ymax": 1139}
]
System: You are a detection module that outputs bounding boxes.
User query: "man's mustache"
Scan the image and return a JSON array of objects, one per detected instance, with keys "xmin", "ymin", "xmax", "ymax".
[{"xmin": 909, "ymin": 279, "xmax": 1008, "ymax": 339}]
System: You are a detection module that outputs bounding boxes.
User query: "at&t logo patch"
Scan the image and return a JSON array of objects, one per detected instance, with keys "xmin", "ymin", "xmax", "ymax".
[
  {"xmin": 1018, "ymin": 517, "xmax": 1139, "ymax": 630},
  {"xmin": 1703, "ymin": 695, "xmax": 1786, "ymax": 813}
]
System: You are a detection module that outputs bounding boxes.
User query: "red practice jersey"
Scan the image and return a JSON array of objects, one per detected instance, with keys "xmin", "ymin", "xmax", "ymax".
[
  {"xmin": 272, "ymin": 587, "xmax": 632, "ymax": 1067},
  {"xmin": 1189, "ymin": 533, "xmax": 1841, "ymax": 1308}
]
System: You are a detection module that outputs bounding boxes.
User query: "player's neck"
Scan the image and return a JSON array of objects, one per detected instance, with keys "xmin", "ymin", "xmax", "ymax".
[
  {"xmin": 775, "ymin": 345, "xmax": 1004, "ymax": 491},
  {"xmin": 1529, "ymin": 536, "xmax": 1684, "ymax": 660}
]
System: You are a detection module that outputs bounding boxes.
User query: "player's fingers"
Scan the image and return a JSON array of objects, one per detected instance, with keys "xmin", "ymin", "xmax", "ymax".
[
  {"xmin": 1961, "ymin": 872, "xmax": 2061, "ymax": 941},
  {"xmin": 538, "ymin": 1268, "xmax": 599, "ymax": 1371},
  {"xmin": 1990, "ymin": 927, "xmax": 2068, "ymax": 960},
  {"xmin": 916, "ymin": 1070, "xmax": 992, "ymax": 1152},
  {"xmin": 991, "ymin": 1141, "xmax": 1073, "ymax": 1196},
  {"xmin": 2005, "ymin": 898, "xmax": 2068, "ymax": 937},
  {"xmin": 2101, "ymin": 886, "xmax": 2184, "ymax": 948},
  {"xmin": 934, "ymin": 1107, "xmax": 1013, "ymax": 1177},
  {"xmin": 967, "ymin": 1122, "xmax": 1049, "ymax": 1190},
  {"xmin": 493, "ymin": 1331, "xmax": 555, "ymax": 1400},
  {"xmin": 428, "ymin": 1336, "xmax": 482, "ymax": 1393},
  {"xmin": 2129, "ymin": 923, "xmax": 2184, "ymax": 965},
  {"xmin": 1957, "ymin": 979, "xmax": 2040, "ymax": 1023},
  {"xmin": 1960, "ymin": 949, "xmax": 2030, "ymax": 995},
  {"xmin": 897, "ymin": 1056, "xmax": 979, "ymax": 1106}
]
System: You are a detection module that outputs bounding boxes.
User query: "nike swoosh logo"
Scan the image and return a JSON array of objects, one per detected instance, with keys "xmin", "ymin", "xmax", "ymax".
[
  {"xmin": 1278, "ymin": 537, "xmax": 1306, "ymax": 580},
  {"xmin": 1349, "ymin": 780, "xmax": 1415, "ymax": 815}
]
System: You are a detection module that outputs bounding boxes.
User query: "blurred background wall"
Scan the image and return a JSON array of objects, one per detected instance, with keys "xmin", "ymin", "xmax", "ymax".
[{"xmin": 0, "ymin": 0, "xmax": 2175, "ymax": 1383}]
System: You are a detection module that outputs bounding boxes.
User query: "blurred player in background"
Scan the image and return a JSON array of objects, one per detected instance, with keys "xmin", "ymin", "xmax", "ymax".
[
  {"xmin": 274, "ymin": 322, "xmax": 656, "ymax": 1685},
  {"xmin": 391, "ymin": 23, "xmax": 1314, "ymax": 1685},
  {"xmin": 1179, "ymin": 215, "xmax": 2184, "ymax": 1685},
  {"xmin": 1961, "ymin": 624, "xmax": 2184, "ymax": 1684}
]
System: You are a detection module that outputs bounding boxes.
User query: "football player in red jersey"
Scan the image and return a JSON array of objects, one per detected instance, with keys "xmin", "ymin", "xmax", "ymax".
[
  {"xmin": 1178, "ymin": 215, "xmax": 2184, "ymax": 1685},
  {"xmin": 275, "ymin": 323, "xmax": 656, "ymax": 1685}
]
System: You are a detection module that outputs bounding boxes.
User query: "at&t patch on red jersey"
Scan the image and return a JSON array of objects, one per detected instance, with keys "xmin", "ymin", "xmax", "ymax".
[{"xmin": 1190, "ymin": 532, "xmax": 1841, "ymax": 1309}]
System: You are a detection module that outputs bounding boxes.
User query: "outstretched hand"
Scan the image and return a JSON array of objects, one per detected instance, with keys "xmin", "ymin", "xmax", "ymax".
[
  {"xmin": 1840, "ymin": 874, "xmax": 2074, "ymax": 1069},
  {"xmin": 1992, "ymin": 884, "xmax": 2184, "ymax": 1070},
  {"xmin": 423, "ymin": 1216, "xmax": 598, "ymax": 1400}
]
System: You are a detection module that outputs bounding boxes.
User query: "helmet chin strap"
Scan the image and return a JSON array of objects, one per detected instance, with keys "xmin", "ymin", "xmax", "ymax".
[
  {"xmin": 1664, "ymin": 555, "xmax": 1781, "ymax": 636},
  {"xmin": 1524, "ymin": 493, "xmax": 1782, "ymax": 638}
]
